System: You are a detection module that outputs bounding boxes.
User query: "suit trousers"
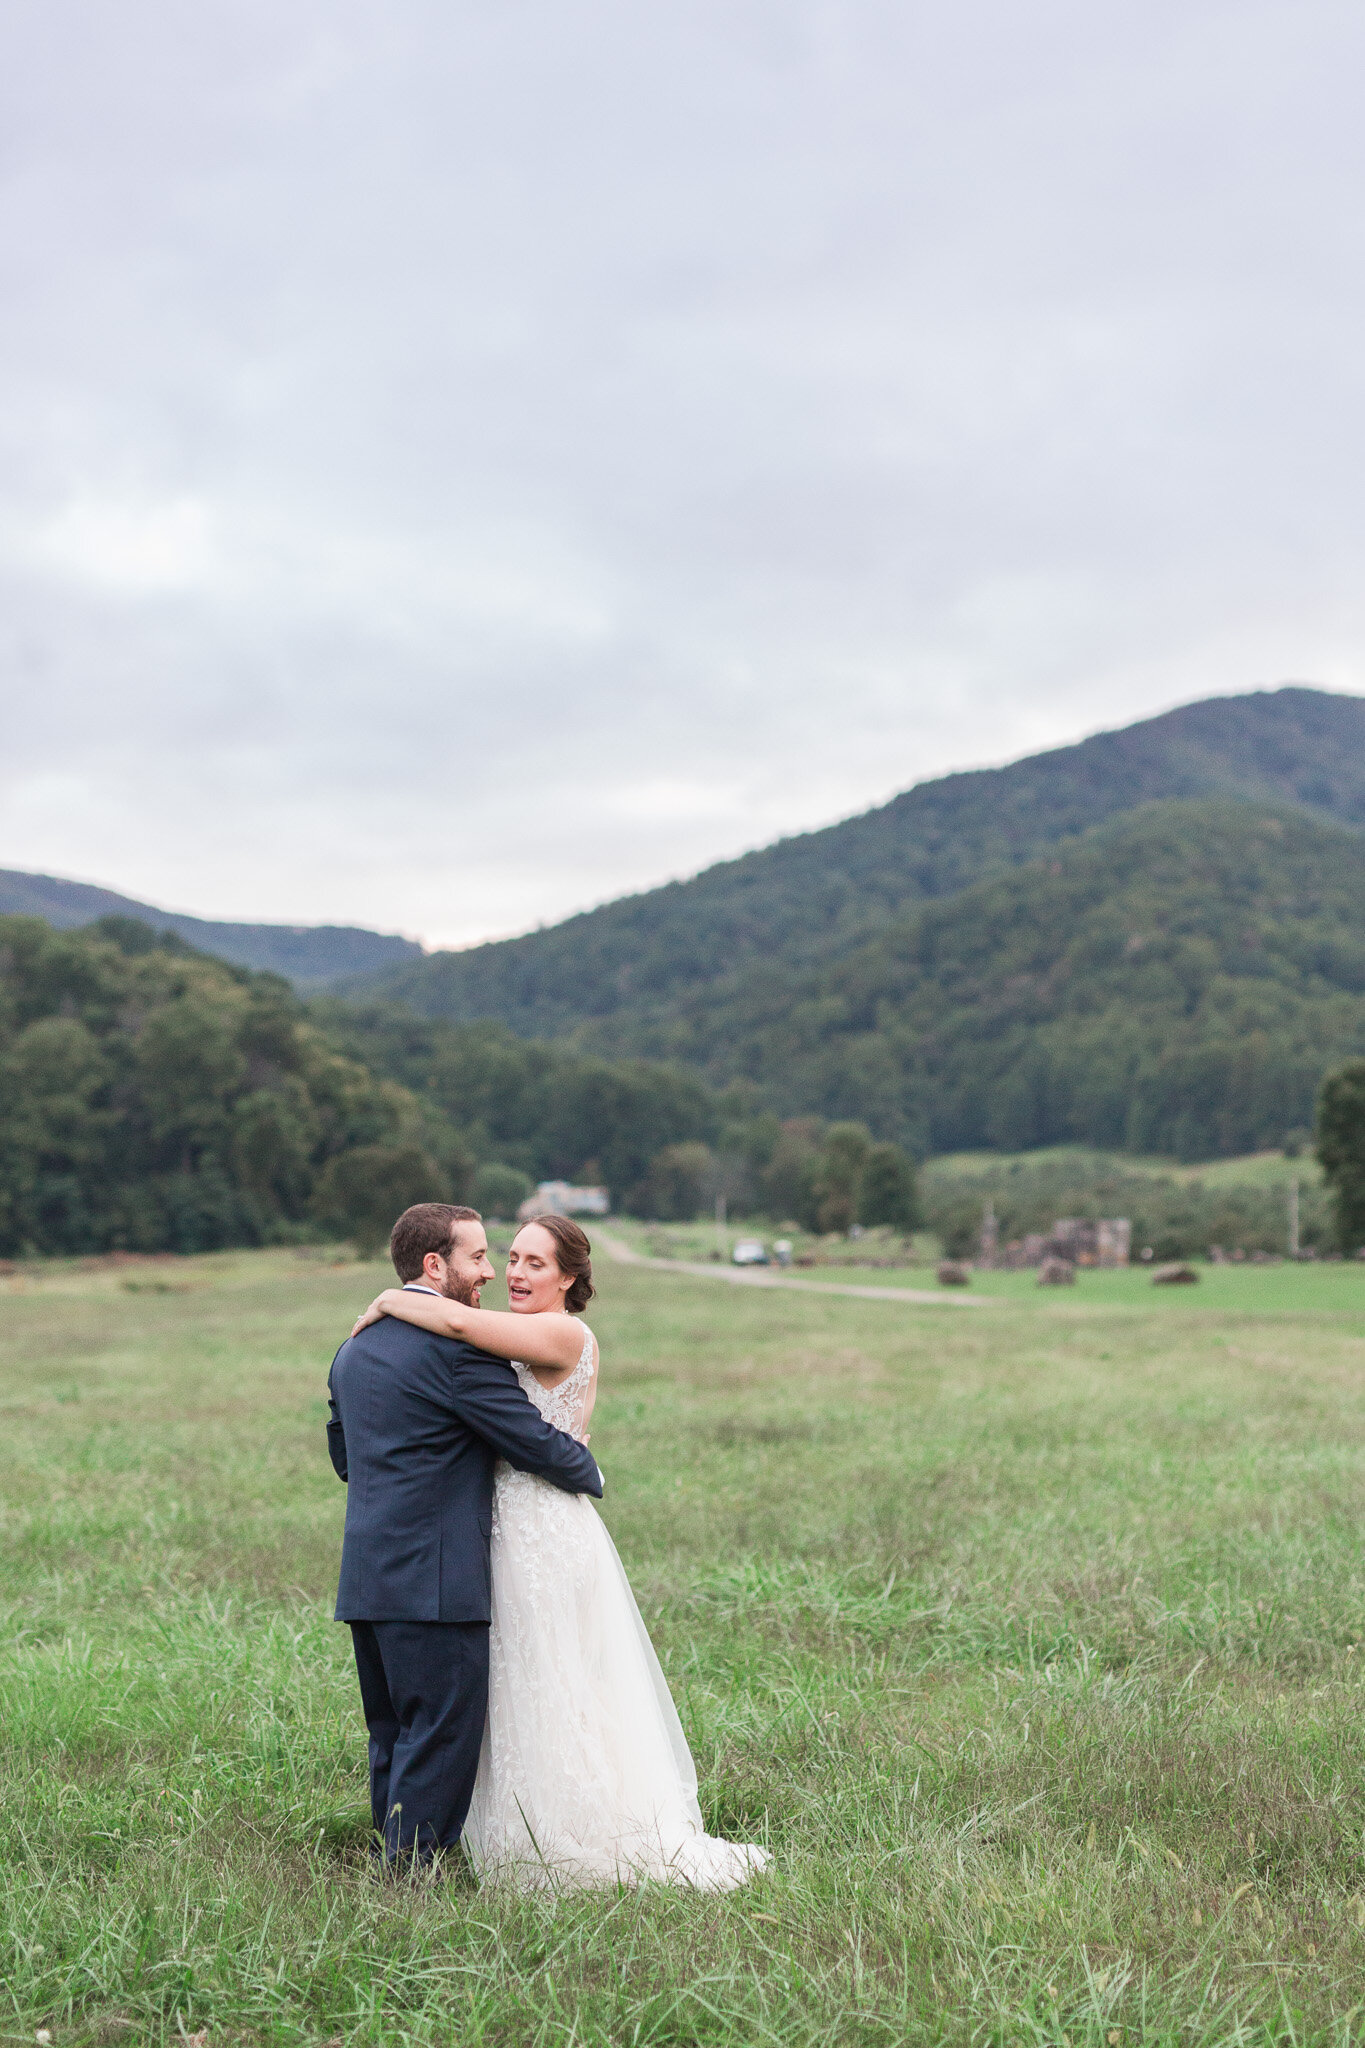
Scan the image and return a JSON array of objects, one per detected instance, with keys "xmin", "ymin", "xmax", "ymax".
[{"xmin": 350, "ymin": 1618, "xmax": 490, "ymax": 1863}]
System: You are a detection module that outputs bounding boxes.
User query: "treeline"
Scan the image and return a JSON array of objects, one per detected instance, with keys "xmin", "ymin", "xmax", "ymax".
[
  {"xmin": 314, "ymin": 1001, "xmax": 718, "ymax": 1210},
  {"xmin": 0, "ymin": 916, "xmax": 445, "ymax": 1257},
  {"xmin": 0, "ymin": 917, "xmax": 918, "ymax": 1258},
  {"xmin": 921, "ymin": 1152, "xmax": 1329, "ymax": 1263},
  {"xmin": 621, "ymin": 1121, "xmax": 917, "ymax": 1232},
  {"xmin": 319, "ymin": 1003, "xmax": 920, "ymax": 1233}
]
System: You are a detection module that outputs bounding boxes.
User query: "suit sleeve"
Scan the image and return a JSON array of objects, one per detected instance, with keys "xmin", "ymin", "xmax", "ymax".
[
  {"xmin": 325, "ymin": 1351, "xmax": 348, "ymax": 1481},
  {"xmin": 443, "ymin": 1341, "xmax": 604, "ymax": 1498}
]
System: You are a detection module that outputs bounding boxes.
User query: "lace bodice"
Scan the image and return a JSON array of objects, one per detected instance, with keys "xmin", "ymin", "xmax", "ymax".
[{"xmin": 510, "ymin": 1322, "xmax": 596, "ymax": 1442}]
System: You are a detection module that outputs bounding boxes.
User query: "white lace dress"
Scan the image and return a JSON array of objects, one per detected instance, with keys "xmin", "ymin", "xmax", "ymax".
[{"xmin": 462, "ymin": 1324, "xmax": 769, "ymax": 1890}]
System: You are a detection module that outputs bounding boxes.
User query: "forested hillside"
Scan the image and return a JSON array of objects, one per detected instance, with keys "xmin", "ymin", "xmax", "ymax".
[
  {"xmin": 571, "ymin": 802, "xmax": 1365, "ymax": 1160},
  {"xmin": 0, "ymin": 868, "xmax": 421, "ymax": 987},
  {"xmin": 0, "ymin": 915, "xmax": 911, "ymax": 1253},
  {"xmin": 11, "ymin": 689, "xmax": 1365, "ymax": 1228},
  {"xmin": 353, "ymin": 687, "xmax": 1365, "ymax": 1036},
  {"xmin": 320, "ymin": 1003, "xmax": 918, "ymax": 1236},
  {"xmin": 0, "ymin": 918, "xmax": 729, "ymax": 1254},
  {"xmin": 0, "ymin": 916, "xmax": 426, "ymax": 1255},
  {"xmin": 313, "ymin": 1001, "xmax": 720, "ymax": 1201}
]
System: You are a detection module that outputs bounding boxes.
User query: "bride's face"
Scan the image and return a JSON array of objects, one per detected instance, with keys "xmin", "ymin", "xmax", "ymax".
[{"xmin": 505, "ymin": 1223, "xmax": 572, "ymax": 1313}]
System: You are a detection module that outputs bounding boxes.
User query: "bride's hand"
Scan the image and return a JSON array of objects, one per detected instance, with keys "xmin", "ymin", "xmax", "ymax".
[{"xmin": 352, "ymin": 1291, "xmax": 398, "ymax": 1335}]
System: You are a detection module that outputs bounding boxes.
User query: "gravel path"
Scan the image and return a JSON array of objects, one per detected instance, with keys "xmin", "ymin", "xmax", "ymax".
[{"xmin": 597, "ymin": 1232, "xmax": 985, "ymax": 1306}]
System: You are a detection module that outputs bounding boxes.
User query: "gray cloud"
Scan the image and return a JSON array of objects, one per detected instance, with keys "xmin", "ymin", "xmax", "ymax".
[{"xmin": 2, "ymin": 0, "xmax": 1364, "ymax": 945}]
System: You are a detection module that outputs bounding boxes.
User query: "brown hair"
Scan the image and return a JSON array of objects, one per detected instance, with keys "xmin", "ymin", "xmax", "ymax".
[
  {"xmin": 390, "ymin": 1203, "xmax": 482, "ymax": 1283},
  {"xmin": 520, "ymin": 1213, "xmax": 595, "ymax": 1314}
]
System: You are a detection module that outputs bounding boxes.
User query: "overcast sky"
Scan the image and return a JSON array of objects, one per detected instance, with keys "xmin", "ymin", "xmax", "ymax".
[{"xmin": 3, "ymin": 1, "xmax": 1364, "ymax": 948}]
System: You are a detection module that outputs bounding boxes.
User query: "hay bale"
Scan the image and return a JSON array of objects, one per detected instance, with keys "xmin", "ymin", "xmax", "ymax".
[{"xmin": 1037, "ymin": 1256, "xmax": 1076, "ymax": 1286}]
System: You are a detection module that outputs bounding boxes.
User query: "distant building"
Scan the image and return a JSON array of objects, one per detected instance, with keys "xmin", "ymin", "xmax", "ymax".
[
  {"xmin": 996, "ymin": 1233, "xmax": 1050, "ymax": 1272},
  {"xmin": 517, "ymin": 1180, "xmax": 611, "ymax": 1222},
  {"xmin": 1095, "ymin": 1218, "xmax": 1132, "ymax": 1267},
  {"xmin": 993, "ymin": 1218, "xmax": 1131, "ymax": 1269},
  {"xmin": 1051, "ymin": 1218, "xmax": 1132, "ymax": 1268}
]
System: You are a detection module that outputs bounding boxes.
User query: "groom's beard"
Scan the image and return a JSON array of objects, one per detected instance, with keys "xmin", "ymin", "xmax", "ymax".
[{"xmin": 435, "ymin": 1270, "xmax": 482, "ymax": 1308}]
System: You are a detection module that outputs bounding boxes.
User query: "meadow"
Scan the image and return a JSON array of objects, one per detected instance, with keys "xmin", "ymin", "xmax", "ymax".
[{"xmin": 5, "ymin": 1249, "xmax": 1365, "ymax": 2044}]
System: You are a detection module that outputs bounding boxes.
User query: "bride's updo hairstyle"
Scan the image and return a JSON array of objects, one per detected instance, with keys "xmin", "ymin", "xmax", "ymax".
[{"xmin": 524, "ymin": 1213, "xmax": 595, "ymax": 1313}]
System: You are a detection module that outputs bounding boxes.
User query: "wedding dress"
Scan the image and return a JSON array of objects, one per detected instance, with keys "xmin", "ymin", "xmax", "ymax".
[{"xmin": 462, "ymin": 1325, "xmax": 769, "ymax": 1890}]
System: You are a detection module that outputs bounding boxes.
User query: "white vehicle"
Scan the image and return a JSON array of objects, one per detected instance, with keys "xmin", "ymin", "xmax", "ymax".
[{"xmin": 731, "ymin": 1238, "xmax": 768, "ymax": 1266}]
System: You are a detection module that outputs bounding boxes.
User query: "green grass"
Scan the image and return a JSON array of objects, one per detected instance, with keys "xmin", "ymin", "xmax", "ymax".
[
  {"xmin": 7, "ymin": 1248, "xmax": 1365, "ymax": 2043},
  {"xmin": 802, "ymin": 1264, "xmax": 1365, "ymax": 1310}
]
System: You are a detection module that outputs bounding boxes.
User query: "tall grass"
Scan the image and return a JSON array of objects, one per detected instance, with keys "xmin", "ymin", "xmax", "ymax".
[{"xmin": 4, "ymin": 1250, "xmax": 1365, "ymax": 2042}]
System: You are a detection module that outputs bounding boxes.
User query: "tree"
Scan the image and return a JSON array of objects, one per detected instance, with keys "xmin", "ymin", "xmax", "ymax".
[
  {"xmin": 230, "ymin": 1082, "xmax": 319, "ymax": 1217},
  {"xmin": 1316, "ymin": 1060, "xmax": 1365, "ymax": 1252},
  {"xmin": 631, "ymin": 1141, "xmax": 715, "ymax": 1219},
  {"xmin": 812, "ymin": 1123, "xmax": 871, "ymax": 1235},
  {"xmin": 311, "ymin": 1143, "xmax": 448, "ymax": 1256},
  {"xmin": 758, "ymin": 1120, "xmax": 825, "ymax": 1228},
  {"xmin": 133, "ymin": 996, "xmax": 247, "ymax": 1160},
  {"xmin": 860, "ymin": 1141, "xmax": 920, "ymax": 1230},
  {"xmin": 471, "ymin": 1162, "xmax": 533, "ymax": 1220}
]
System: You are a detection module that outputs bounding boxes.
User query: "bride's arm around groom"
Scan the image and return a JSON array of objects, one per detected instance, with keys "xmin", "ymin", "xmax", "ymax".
[{"xmin": 327, "ymin": 1295, "xmax": 602, "ymax": 1629}]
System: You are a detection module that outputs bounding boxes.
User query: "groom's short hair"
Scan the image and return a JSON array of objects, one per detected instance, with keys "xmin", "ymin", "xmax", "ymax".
[{"xmin": 390, "ymin": 1202, "xmax": 482, "ymax": 1282}]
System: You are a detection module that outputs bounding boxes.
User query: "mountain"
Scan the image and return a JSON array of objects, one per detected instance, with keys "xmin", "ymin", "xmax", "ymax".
[
  {"xmin": 349, "ymin": 686, "xmax": 1365, "ymax": 1036},
  {"xmin": 12, "ymin": 685, "xmax": 1365, "ymax": 1172},
  {"xmin": 0, "ymin": 868, "xmax": 422, "ymax": 988},
  {"xmin": 576, "ymin": 798, "xmax": 1365, "ymax": 1161}
]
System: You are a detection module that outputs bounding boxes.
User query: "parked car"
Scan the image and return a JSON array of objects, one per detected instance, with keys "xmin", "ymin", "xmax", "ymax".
[{"xmin": 731, "ymin": 1239, "xmax": 768, "ymax": 1266}]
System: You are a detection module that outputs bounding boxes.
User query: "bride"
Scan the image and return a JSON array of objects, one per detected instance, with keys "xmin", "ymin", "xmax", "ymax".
[{"xmin": 353, "ymin": 1212, "xmax": 768, "ymax": 1892}]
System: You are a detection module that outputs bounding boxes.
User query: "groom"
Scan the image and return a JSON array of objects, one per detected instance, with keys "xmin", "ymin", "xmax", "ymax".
[{"xmin": 326, "ymin": 1201, "xmax": 603, "ymax": 1867}]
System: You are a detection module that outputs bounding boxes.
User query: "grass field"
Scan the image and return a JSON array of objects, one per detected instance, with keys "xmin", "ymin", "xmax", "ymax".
[{"xmin": 6, "ymin": 1250, "xmax": 1365, "ymax": 2045}]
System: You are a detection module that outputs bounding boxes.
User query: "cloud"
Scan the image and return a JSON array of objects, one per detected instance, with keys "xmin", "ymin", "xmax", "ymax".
[
  {"xmin": 28, "ymin": 495, "xmax": 220, "ymax": 595},
  {"xmin": 1, "ymin": 0, "xmax": 1363, "ymax": 946}
]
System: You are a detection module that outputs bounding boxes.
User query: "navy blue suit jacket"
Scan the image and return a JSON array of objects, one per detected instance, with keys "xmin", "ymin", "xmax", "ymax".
[{"xmin": 326, "ymin": 1309, "xmax": 603, "ymax": 1624}]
